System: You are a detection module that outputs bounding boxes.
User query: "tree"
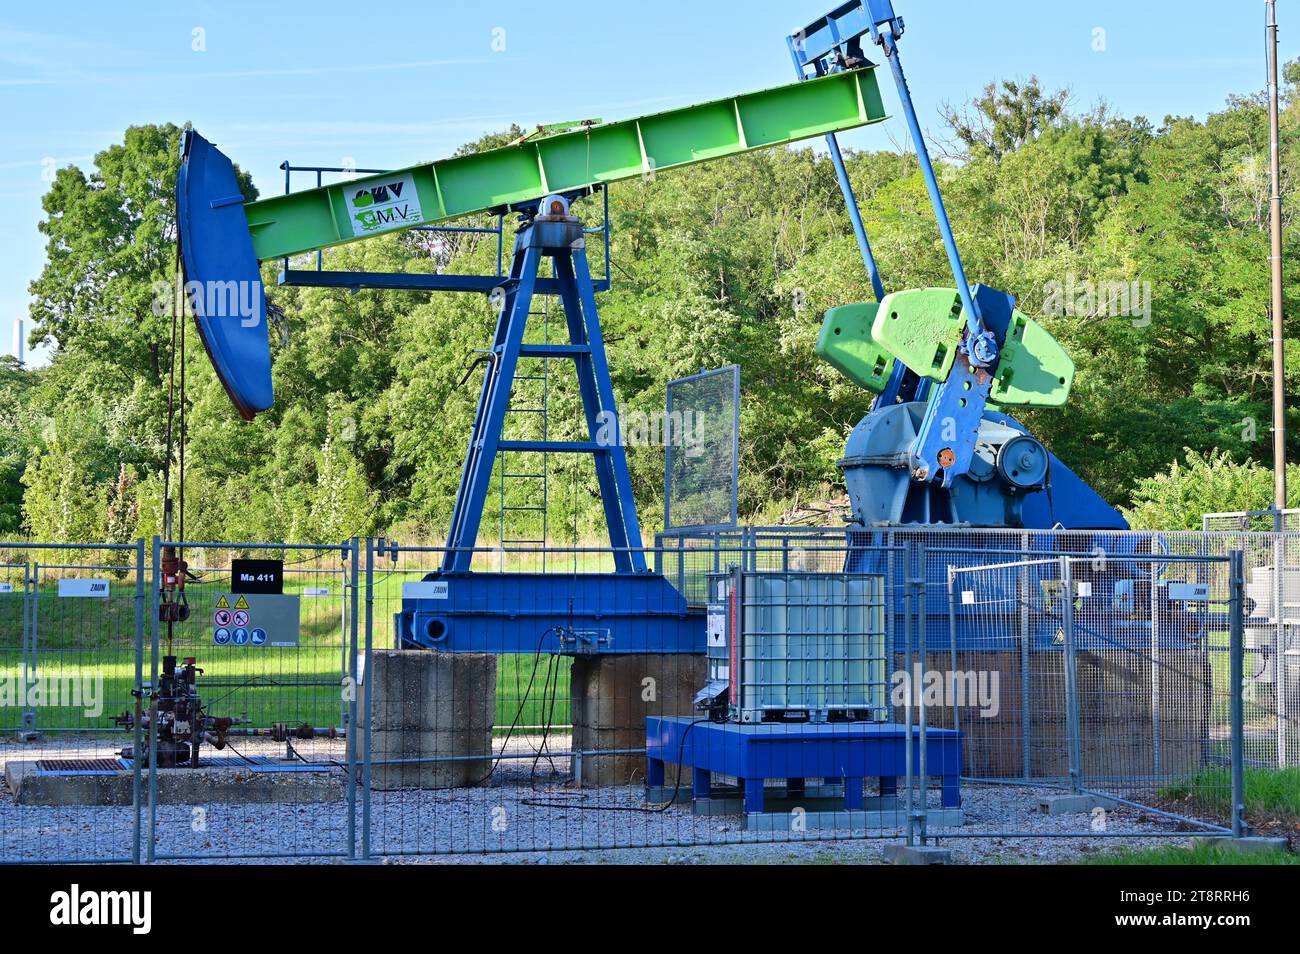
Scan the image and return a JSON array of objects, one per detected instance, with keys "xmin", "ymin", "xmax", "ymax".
[
  {"xmin": 29, "ymin": 124, "xmax": 254, "ymax": 393},
  {"xmin": 943, "ymin": 77, "xmax": 1071, "ymax": 163},
  {"xmin": 0, "ymin": 357, "xmax": 37, "ymax": 534},
  {"xmin": 21, "ymin": 434, "xmax": 107, "ymax": 543},
  {"xmin": 11, "ymin": 66, "xmax": 1300, "ymax": 541},
  {"xmin": 1124, "ymin": 449, "xmax": 1300, "ymax": 530}
]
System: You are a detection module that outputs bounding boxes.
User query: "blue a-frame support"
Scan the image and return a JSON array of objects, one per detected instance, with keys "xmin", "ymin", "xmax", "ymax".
[
  {"xmin": 271, "ymin": 184, "xmax": 699, "ymax": 654},
  {"xmin": 442, "ymin": 205, "xmax": 646, "ymax": 574}
]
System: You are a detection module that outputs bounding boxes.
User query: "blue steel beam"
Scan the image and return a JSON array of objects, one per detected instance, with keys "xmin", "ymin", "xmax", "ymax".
[
  {"xmin": 787, "ymin": 25, "xmax": 886, "ymax": 303},
  {"xmin": 861, "ymin": 0, "xmax": 995, "ymax": 367}
]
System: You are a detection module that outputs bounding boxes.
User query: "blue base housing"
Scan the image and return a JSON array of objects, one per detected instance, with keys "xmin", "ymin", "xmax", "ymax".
[{"xmin": 397, "ymin": 572, "xmax": 705, "ymax": 654}]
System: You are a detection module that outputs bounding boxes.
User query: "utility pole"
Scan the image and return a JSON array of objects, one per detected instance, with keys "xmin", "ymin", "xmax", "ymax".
[{"xmin": 1268, "ymin": 0, "xmax": 1288, "ymax": 524}]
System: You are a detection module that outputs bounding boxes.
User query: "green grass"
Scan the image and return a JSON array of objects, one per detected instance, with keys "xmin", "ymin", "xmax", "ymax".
[
  {"xmin": 1082, "ymin": 842, "xmax": 1298, "ymax": 865},
  {"xmin": 1160, "ymin": 766, "xmax": 1300, "ymax": 822}
]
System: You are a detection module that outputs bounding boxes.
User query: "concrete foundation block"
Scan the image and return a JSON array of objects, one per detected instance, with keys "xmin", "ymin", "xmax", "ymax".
[
  {"xmin": 1038, "ymin": 793, "xmax": 1119, "ymax": 815},
  {"xmin": 368, "ymin": 728, "xmax": 493, "ymax": 790},
  {"xmin": 569, "ymin": 654, "xmax": 706, "ymax": 785},
  {"xmin": 895, "ymin": 649, "xmax": 1213, "ymax": 780},
  {"xmin": 5, "ymin": 760, "xmax": 342, "ymax": 806},
  {"xmin": 884, "ymin": 844, "xmax": 951, "ymax": 865},
  {"xmin": 361, "ymin": 650, "xmax": 496, "ymax": 791}
]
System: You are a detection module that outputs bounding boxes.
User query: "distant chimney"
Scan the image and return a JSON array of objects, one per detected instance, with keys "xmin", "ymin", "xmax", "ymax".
[{"xmin": 11, "ymin": 318, "xmax": 22, "ymax": 366}]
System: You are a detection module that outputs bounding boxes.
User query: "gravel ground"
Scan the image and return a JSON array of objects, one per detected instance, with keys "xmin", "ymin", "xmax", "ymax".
[{"xmin": 0, "ymin": 734, "xmax": 1216, "ymax": 865}]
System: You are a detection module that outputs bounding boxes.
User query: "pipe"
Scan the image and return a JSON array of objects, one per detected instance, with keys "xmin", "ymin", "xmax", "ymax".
[{"xmin": 1267, "ymin": 0, "xmax": 1287, "ymax": 514}]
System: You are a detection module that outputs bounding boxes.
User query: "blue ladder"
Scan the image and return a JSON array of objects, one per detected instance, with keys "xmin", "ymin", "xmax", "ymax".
[{"xmin": 443, "ymin": 208, "xmax": 645, "ymax": 574}]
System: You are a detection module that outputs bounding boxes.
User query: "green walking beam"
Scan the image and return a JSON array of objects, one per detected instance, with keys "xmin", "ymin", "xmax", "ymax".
[{"xmin": 244, "ymin": 66, "xmax": 886, "ymax": 261}]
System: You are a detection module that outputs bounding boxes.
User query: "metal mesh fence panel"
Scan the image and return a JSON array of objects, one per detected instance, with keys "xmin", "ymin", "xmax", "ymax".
[
  {"xmin": 664, "ymin": 366, "xmax": 738, "ymax": 531},
  {"xmin": 0, "ymin": 541, "xmax": 145, "ymax": 864},
  {"xmin": 349, "ymin": 532, "xmax": 1246, "ymax": 860},
  {"xmin": 143, "ymin": 540, "xmax": 358, "ymax": 862},
  {"xmin": 0, "ymin": 528, "xmax": 1266, "ymax": 862},
  {"xmin": 1203, "ymin": 509, "xmax": 1300, "ymax": 532},
  {"xmin": 359, "ymin": 539, "xmax": 932, "ymax": 857}
]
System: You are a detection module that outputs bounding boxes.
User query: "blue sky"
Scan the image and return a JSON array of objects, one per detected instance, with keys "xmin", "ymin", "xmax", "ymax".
[{"xmin": 0, "ymin": 0, "xmax": 1288, "ymax": 366}]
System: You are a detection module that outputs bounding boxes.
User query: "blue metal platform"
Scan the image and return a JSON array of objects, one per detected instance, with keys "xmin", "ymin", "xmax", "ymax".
[
  {"xmin": 646, "ymin": 716, "xmax": 962, "ymax": 814},
  {"xmin": 397, "ymin": 572, "xmax": 705, "ymax": 653}
]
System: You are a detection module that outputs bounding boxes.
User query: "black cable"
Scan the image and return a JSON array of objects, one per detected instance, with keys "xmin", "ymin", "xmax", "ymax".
[
  {"xmin": 162, "ymin": 246, "xmax": 181, "ymax": 516},
  {"xmin": 528, "ymin": 651, "xmax": 564, "ymax": 788},
  {"xmin": 178, "ymin": 288, "xmax": 186, "ymax": 546},
  {"xmin": 521, "ymin": 717, "xmax": 709, "ymax": 814},
  {"xmin": 471, "ymin": 627, "xmax": 555, "ymax": 787}
]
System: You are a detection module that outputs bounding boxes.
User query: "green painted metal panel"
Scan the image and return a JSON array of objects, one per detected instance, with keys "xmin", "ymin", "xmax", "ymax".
[
  {"xmin": 872, "ymin": 288, "xmax": 964, "ymax": 381},
  {"xmin": 244, "ymin": 67, "xmax": 887, "ymax": 261},
  {"xmin": 868, "ymin": 288, "xmax": 1074, "ymax": 407},
  {"xmin": 989, "ymin": 311, "xmax": 1074, "ymax": 407},
  {"xmin": 815, "ymin": 303, "xmax": 894, "ymax": 393}
]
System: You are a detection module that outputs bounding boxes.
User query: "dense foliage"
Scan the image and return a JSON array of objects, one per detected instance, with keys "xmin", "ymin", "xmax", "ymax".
[{"xmin": 5, "ymin": 69, "xmax": 1299, "ymax": 542}]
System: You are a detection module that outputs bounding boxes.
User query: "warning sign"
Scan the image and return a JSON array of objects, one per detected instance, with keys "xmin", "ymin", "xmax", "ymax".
[{"xmin": 211, "ymin": 593, "xmax": 300, "ymax": 648}]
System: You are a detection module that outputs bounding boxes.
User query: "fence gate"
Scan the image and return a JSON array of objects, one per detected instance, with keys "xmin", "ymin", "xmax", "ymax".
[
  {"xmin": 143, "ymin": 539, "xmax": 359, "ymax": 863},
  {"xmin": 923, "ymin": 550, "xmax": 1244, "ymax": 845},
  {"xmin": 0, "ymin": 542, "xmax": 145, "ymax": 863}
]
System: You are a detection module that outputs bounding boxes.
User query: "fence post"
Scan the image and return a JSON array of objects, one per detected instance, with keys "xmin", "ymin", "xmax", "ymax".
[
  {"xmin": 915, "ymin": 542, "xmax": 929, "ymax": 844},
  {"xmin": 902, "ymin": 541, "xmax": 914, "ymax": 847},
  {"xmin": 947, "ymin": 566, "xmax": 960, "ymax": 744},
  {"xmin": 132, "ymin": 538, "xmax": 145, "ymax": 865},
  {"xmin": 1274, "ymin": 532, "xmax": 1288, "ymax": 768},
  {"xmin": 1019, "ymin": 533, "xmax": 1031, "ymax": 781},
  {"xmin": 1229, "ymin": 548, "xmax": 1247, "ymax": 838},
  {"xmin": 346, "ymin": 537, "xmax": 359, "ymax": 860},
  {"xmin": 1059, "ymin": 556, "xmax": 1083, "ymax": 795},
  {"xmin": 1149, "ymin": 542, "xmax": 1162, "ymax": 777},
  {"xmin": 362, "ymin": 537, "xmax": 374, "ymax": 860},
  {"xmin": 147, "ymin": 535, "xmax": 161, "ymax": 863},
  {"xmin": 19, "ymin": 560, "xmax": 31, "ymax": 738},
  {"xmin": 23, "ymin": 560, "xmax": 39, "ymax": 736}
]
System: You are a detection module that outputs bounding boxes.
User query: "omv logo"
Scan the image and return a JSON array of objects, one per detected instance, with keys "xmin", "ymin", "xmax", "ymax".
[
  {"xmin": 346, "ymin": 174, "xmax": 423, "ymax": 235},
  {"xmin": 351, "ymin": 180, "xmax": 405, "ymax": 208}
]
